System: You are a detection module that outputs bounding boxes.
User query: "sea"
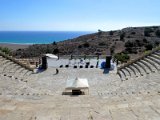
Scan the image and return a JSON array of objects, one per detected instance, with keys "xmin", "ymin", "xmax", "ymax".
[{"xmin": 0, "ymin": 31, "xmax": 93, "ymax": 44}]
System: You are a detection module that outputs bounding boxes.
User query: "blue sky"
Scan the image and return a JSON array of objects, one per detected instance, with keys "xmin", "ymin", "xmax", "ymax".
[{"xmin": 0, "ymin": 0, "xmax": 160, "ymax": 31}]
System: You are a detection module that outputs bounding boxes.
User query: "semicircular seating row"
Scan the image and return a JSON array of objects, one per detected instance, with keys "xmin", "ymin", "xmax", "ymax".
[
  {"xmin": 0, "ymin": 56, "xmax": 33, "ymax": 82},
  {"xmin": 117, "ymin": 50, "xmax": 160, "ymax": 81}
]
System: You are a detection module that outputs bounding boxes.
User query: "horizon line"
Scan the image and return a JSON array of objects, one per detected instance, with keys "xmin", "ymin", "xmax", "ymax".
[{"xmin": 0, "ymin": 25, "xmax": 159, "ymax": 32}]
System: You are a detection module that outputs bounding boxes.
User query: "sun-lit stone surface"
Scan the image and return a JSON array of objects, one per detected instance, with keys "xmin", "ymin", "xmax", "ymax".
[{"xmin": 0, "ymin": 55, "xmax": 160, "ymax": 120}]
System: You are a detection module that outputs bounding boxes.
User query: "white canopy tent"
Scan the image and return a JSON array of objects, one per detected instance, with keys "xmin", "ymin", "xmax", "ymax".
[
  {"xmin": 45, "ymin": 53, "xmax": 58, "ymax": 59},
  {"xmin": 65, "ymin": 78, "xmax": 89, "ymax": 95}
]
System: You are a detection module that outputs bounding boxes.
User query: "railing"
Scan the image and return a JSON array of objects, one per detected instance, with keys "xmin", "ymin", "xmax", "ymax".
[
  {"xmin": 117, "ymin": 46, "xmax": 160, "ymax": 72},
  {"xmin": 0, "ymin": 51, "xmax": 34, "ymax": 71}
]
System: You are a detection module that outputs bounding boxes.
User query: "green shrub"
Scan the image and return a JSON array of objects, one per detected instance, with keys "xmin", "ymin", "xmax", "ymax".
[
  {"xmin": 1, "ymin": 47, "xmax": 11, "ymax": 55},
  {"xmin": 114, "ymin": 53, "xmax": 130, "ymax": 63},
  {"xmin": 144, "ymin": 50, "xmax": 150, "ymax": 55}
]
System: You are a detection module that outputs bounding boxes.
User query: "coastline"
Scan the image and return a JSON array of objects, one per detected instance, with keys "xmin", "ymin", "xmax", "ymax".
[{"xmin": 0, "ymin": 43, "xmax": 30, "ymax": 50}]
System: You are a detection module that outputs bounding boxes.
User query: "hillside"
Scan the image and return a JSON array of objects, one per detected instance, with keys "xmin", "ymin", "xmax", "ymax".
[{"xmin": 13, "ymin": 26, "xmax": 160, "ymax": 58}]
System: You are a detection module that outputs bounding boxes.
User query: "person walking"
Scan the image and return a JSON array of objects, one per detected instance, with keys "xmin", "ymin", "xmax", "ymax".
[{"xmin": 56, "ymin": 68, "xmax": 59, "ymax": 74}]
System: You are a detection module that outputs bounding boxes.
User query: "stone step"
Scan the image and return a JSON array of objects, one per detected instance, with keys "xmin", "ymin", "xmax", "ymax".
[
  {"xmin": 130, "ymin": 64, "xmax": 141, "ymax": 76},
  {"xmin": 147, "ymin": 56, "xmax": 160, "ymax": 65},
  {"xmin": 0, "ymin": 59, "xmax": 10, "ymax": 66},
  {"xmin": 22, "ymin": 71, "xmax": 33, "ymax": 81},
  {"xmin": 22, "ymin": 70, "xmax": 32, "ymax": 77},
  {"xmin": 0, "ymin": 56, "xmax": 5, "ymax": 60},
  {"xmin": 117, "ymin": 71, "xmax": 123, "ymax": 80},
  {"xmin": 121, "ymin": 69, "xmax": 129, "ymax": 80},
  {"xmin": 143, "ymin": 59, "xmax": 157, "ymax": 72},
  {"xmin": 3, "ymin": 63, "xmax": 17, "ymax": 73},
  {"xmin": 9, "ymin": 65, "xmax": 22, "ymax": 73},
  {"xmin": 136, "ymin": 61, "xmax": 150, "ymax": 74},
  {"xmin": 2, "ymin": 65, "xmax": 21, "ymax": 78},
  {"xmin": 26, "ymin": 71, "xmax": 33, "ymax": 76},
  {"xmin": 151, "ymin": 54, "xmax": 160, "ymax": 60},
  {"xmin": 132, "ymin": 63, "xmax": 144, "ymax": 76},
  {"xmin": 140, "ymin": 60, "xmax": 155, "ymax": 72},
  {"xmin": 125, "ymin": 67, "xmax": 135, "ymax": 77},
  {"xmin": 1, "ymin": 61, "xmax": 14, "ymax": 73},
  {"xmin": 123, "ymin": 67, "xmax": 131, "ymax": 77},
  {"xmin": 143, "ymin": 58, "xmax": 160, "ymax": 71},
  {"xmin": 154, "ymin": 51, "xmax": 160, "ymax": 56},
  {"xmin": 17, "ymin": 69, "xmax": 30, "ymax": 81},
  {"xmin": 128, "ymin": 65, "xmax": 138, "ymax": 77},
  {"xmin": 13, "ymin": 67, "xmax": 26, "ymax": 78},
  {"xmin": 117, "ymin": 70, "xmax": 126, "ymax": 81}
]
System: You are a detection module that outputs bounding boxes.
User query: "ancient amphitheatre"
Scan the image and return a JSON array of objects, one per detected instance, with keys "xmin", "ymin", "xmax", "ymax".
[{"xmin": 0, "ymin": 46, "xmax": 160, "ymax": 120}]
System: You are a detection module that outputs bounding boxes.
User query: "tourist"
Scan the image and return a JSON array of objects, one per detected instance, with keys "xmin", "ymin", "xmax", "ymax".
[{"xmin": 56, "ymin": 68, "xmax": 59, "ymax": 74}]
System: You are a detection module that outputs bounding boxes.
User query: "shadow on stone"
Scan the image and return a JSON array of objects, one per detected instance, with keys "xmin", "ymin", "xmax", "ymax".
[{"xmin": 103, "ymin": 68, "xmax": 110, "ymax": 74}]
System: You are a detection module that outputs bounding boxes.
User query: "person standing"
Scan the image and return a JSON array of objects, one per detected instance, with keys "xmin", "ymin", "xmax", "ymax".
[{"xmin": 96, "ymin": 60, "xmax": 99, "ymax": 68}]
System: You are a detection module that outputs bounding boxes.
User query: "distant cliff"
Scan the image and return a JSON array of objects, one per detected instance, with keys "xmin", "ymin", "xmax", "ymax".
[{"xmin": 13, "ymin": 26, "xmax": 160, "ymax": 58}]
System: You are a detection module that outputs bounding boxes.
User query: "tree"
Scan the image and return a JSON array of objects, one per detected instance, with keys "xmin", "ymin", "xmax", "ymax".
[
  {"xmin": 98, "ymin": 29, "xmax": 102, "ymax": 32},
  {"xmin": 52, "ymin": 41, "xmax": 57, "ymax": 45},
  {"xmin": 98, "ymin": 29, "xmax": 102, "ymax": 36},
  {"xmin": 109, "ymin": 31, "xmax": 113, "ymax": 35},
  {"xmin": 156, "ymin": 30, "xmax": 160, "ymax": 37},
  {"xmin": 53, "ymin": 48, "xmax": 59, "ymax": 54}
]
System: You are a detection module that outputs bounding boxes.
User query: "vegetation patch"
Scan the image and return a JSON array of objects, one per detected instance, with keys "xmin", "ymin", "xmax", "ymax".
[
  {"xmin": 144, "ymin": 28, "xmax": 154, "ymax": 37},
  {"xmin": 156, "ymin": 30, "xmax": 160, "ymax": 37},
  {"xmin": 0, "ymin": 47, "xmax": 11, "ymax": 55},
  {"xmin": 114, "ymin": 53, "xmax": 130, "ymax": 63}
]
